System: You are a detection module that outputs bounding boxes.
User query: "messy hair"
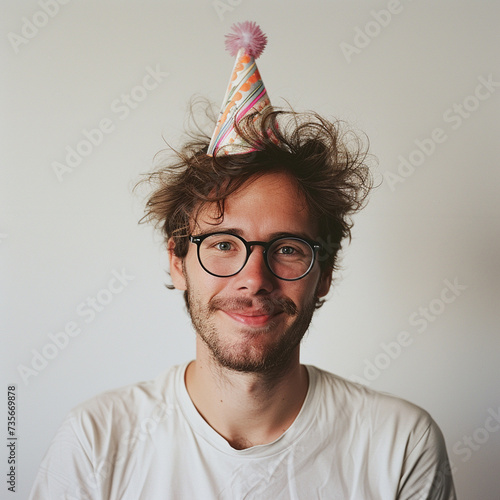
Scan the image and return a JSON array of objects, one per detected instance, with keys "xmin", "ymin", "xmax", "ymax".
[{"xmin": 138, "ymin": 102, "xmax": 374, "ymax": 305}]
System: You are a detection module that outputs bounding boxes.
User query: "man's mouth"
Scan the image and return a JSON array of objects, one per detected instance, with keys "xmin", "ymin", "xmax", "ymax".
[{"xmin": 221, "ymin": 309, "xmax": 282, "ymax": 326}]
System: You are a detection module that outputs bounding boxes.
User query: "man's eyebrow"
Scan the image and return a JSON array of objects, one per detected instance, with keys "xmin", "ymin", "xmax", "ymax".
[
  {"xmin": 194, "ymin": 228, "xmax": 317, "ymax": 241},
  {"xmin": 267, "ymin": 231, "xmax": 317, "ymax": 241},
  {"xmin": 194, "ymin": 227, "xmax": 244, "ymax": 237}
]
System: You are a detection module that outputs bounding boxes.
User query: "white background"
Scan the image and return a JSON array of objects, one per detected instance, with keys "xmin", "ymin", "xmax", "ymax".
[{"xmin": 1, "ymin": 1, "xmax": 499, "ymax": 498}]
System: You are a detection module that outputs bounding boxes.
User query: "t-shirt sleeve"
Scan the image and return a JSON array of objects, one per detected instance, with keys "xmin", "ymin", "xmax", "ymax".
[
  {"xmin": 29, "ymin": 412, "xmax": 99, "ymax": 500},
  {"xmin": 397, "ymin": 416, "xmax": 456, "ymax": 500}
]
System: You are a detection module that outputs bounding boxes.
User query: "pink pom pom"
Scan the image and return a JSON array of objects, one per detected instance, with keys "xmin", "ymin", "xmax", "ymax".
[{"xmin": 224, "ymin": 21, "xmax": 267, "ymax": 59}]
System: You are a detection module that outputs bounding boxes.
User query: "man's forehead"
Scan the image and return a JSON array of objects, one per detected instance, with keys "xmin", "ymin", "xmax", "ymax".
[{"xmin": 191, "ymin": 171, "xmax": 315, "ymax": 234}]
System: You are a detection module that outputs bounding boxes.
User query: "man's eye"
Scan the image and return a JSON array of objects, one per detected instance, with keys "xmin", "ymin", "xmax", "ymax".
[
  {"xmin": 277, "ymin": 246, "xmax": 296, "ymax": 255},
  {"xmin": 215, "ymin": 241, "xmax": 233, "ymax": 251}
]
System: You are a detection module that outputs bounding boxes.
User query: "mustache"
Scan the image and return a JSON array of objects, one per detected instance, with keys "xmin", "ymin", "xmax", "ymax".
[{"xmin": 208, "ymin": 296, "xmax": 298, "ymax": 317}]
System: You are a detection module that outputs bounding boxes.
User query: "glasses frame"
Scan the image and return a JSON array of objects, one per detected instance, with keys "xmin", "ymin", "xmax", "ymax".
[{"xmin": 189, "ymin": 232, "xmax": 322, "ymax": 281}]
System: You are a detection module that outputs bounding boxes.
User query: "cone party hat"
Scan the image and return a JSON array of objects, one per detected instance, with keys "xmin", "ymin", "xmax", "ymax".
[{"xmin": 207, "ymin": 21, "xmax": 271, "ymax": 156}]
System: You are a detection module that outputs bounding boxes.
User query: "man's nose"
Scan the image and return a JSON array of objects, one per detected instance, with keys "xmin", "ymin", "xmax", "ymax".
[{"xmin": 234, "ymin": 245, "xmax": 274, "ymax": 293}]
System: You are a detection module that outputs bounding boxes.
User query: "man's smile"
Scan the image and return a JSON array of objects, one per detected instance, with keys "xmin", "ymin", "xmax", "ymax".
[{"xmin": 221, "ymin": 309, "xmax": 283, "ymax": 327}]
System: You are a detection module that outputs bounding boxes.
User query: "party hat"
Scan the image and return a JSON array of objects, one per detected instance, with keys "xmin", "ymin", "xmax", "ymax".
[{"xmin": 207, "ymin": 21, "xmax": 271, "ymax": 156}]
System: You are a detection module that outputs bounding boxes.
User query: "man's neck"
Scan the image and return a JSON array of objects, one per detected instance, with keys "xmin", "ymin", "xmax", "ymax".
[{"xmin": 184, "ymin": 343, "xmax": 309, "ymax": 450}]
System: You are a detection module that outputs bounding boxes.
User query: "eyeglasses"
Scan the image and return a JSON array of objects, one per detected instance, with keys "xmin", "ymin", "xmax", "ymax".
[{"xmin": 189, "ymin": 232, "xmax": 321, "ymax": 281}]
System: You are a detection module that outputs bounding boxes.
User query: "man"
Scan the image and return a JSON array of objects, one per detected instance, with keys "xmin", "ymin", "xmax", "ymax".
[{"xmin": 30, "ymin": 22, "xmax": 456, "ymax": 499}]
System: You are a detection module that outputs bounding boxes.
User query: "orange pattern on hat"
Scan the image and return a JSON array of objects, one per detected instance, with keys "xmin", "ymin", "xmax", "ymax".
[{"xmin": 207, "ymin": 22, "xmax": 271, "ymax": 156}]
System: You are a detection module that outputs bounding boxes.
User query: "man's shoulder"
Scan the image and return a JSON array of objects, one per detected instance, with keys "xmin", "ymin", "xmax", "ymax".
[
  {"xmin": 307, "ymin": 365, "xmax": 434, "ymax": 430},
  {"xmin": 64, "ymin": 363, "xmax": 186, "ymax": 439},
  {"xmin": 305, "ymin": 366, "xmax": 455, "ymax": 499}
]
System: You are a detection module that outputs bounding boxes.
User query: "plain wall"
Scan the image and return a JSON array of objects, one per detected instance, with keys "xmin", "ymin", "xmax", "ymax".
[{"xmin": 1, "ymin": 1, "xmax": 499, "ymax": 498}]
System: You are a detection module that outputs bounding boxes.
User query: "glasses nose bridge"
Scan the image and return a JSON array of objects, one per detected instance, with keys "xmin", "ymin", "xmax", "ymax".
[
  {"xmin": 245, "ymin": 240, "xmax": 269, "ymax": 258},
  {"xmin": 243, "ymin": 240, "xmax": 271, "ymax": 273}
]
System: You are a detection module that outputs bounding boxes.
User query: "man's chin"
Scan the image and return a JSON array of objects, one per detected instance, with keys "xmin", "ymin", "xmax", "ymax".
[
  {"xmin": 202, "ymin": 322, "xmax": 300, "ymax": 374},
  {"xmin": 209, "ymin": 349, "xmax": 291, "ymax": 374}
]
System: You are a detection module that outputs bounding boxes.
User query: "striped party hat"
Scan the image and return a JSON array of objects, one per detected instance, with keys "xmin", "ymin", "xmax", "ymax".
[{"xmin": 207, "ymin": 21, "xmax": 271, "ymax": 156}]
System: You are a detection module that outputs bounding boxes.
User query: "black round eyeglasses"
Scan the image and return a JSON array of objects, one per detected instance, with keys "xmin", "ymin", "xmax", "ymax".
[{"xmin": 189, "ymin": 232, "xmax": 321, "ymax": 281}]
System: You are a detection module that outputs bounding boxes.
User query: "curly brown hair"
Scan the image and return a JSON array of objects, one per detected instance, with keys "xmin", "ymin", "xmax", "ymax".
[{"xmin": 138, "ymin": 103, "xmax": 373, "ymax": 305}]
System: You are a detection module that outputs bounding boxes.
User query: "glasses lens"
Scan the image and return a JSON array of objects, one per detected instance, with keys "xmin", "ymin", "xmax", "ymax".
[
  {"xmin": 268, "ymin": 238, "xmax": 314, "ymax": 280},
  {"xmin": 199, "ymin": 234, "xmax": 247, "ymax": 277}
]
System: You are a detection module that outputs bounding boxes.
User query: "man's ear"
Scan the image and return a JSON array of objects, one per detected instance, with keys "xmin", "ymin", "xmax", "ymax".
[
  {"xmin": 168, "ymin": 238, "xmax": 187, "ymax": 291},
  {"xmin": 316, "ymin": 268, "xmax": 332, "ymax": 298}
]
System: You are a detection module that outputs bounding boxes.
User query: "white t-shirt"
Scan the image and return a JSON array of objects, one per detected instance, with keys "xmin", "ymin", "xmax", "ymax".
[{"xmin": 30, "ymin": 363, "xmax": 456, "ymax": 499}]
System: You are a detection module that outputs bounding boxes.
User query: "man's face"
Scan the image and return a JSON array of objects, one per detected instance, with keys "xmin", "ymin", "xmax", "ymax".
[{"xmin": 169, "ymin": 171, "xmax": 331, "ymax": 374}]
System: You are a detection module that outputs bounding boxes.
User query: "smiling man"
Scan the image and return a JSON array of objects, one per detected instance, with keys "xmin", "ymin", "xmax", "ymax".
[
  {"xmin": 30, "ymin": 22, "xmax": 456, "ymax": 499},
  {"xmin": 173, "ymin": 168, "xmax": 331, "ymax": 451},
  {"xmin": 179, "ymin": 171, "xmax": 329, "ymax": 372}
]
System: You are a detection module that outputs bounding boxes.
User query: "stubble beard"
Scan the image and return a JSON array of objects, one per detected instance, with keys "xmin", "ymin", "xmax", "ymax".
[{"xmin": 185, "ymin": 275, "xmax": 317, "ymax": 376}]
